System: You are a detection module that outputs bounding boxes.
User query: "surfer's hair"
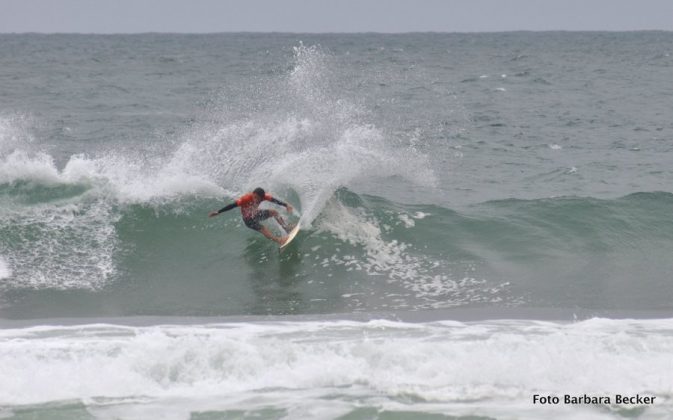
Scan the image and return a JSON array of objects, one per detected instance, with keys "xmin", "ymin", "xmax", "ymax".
[{"xmin": 253, "ymin": 187, "xmax": 265, "ymax": 198}]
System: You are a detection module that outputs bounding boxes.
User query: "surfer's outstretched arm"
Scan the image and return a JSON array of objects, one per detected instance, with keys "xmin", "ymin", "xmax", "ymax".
[{"xmin": 208, "ymin": 203, "xmax": 237, "ymax": 217}]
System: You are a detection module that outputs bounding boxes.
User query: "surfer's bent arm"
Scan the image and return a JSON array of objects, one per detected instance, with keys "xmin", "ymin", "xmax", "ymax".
[
  {"xmin": 268, "ymin": 197, "xmax": 287, "ymax": 207},
  {"xmin": 268, "ymin": 197, "xmax": 293, "ymax": 213},
  {"xmin": 208, "ymin": 203, "xmax": 237, "ymax": 217}
]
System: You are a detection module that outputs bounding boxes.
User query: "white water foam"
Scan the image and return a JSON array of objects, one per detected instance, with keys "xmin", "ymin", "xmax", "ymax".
[
  {"xmin": 0, "ymin": 318, "xmax": 671, "ymax": 419},
  {"xmin": 0, "ymin": 118, "xmax": 121, "ymax": 289},
  {"xmin": 316, "ymin": 199, "xmax": 511, "ymax": 307},
  {"xmin": 0, "ymin": 148, "xmax": 230, "ymax": 290},
  {"xmin": 1, "ymin": 201, "xmax": 118, "ymax": 290},
  {"xmin": 0, "ymin": 256, "xmax": 10, "ymax": 280}
]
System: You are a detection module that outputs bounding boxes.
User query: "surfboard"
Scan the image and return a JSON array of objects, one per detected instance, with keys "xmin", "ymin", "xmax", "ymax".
[{"xmin": 280, "ymin": 222, "xmax": 300, "ymax": 251}]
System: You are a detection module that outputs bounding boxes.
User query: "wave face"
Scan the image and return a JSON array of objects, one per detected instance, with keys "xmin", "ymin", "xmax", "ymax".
[{"xmin": 2, "ymin": 171, "xmax": 673, "ymax": 318}]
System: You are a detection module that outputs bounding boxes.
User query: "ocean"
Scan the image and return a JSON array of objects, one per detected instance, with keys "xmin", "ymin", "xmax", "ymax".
[{"xmin": 1, "ymin": 32, "xmax": 672, "ymax": 419}]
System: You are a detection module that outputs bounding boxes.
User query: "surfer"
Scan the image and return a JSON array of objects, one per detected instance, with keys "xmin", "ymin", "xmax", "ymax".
[{"xmin": 208, "ymin": 187, "xmax": 294, "ymax": 245}]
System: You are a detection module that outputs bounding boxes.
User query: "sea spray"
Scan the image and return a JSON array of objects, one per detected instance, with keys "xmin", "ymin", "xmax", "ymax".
[
  {"xmin": 0, "ymin": 113, "xmax": 35, "ymax": 156},
  {"xmin": 171, "ymin": 44, "xmax": 436, "ymax": 225},
  {"xmin": 0, "ymin": 257, "xmax": 10, "ymax": 280}
]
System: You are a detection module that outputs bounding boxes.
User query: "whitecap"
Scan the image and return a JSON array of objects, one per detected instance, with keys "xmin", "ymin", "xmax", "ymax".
[{"xmin": 0, "ymin": 256, "xmax": 11, "ymax": 279}]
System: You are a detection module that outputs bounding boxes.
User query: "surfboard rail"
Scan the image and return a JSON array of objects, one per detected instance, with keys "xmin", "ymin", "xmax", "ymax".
[{"xmin": 280, "ymin": 222, "xmax": 301, "ymax": 250}]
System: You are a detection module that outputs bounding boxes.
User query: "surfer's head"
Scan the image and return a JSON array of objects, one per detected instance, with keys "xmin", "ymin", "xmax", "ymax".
[{"xmin": 253, "ymin": 187, "xmax": 265, "ymax": 199}]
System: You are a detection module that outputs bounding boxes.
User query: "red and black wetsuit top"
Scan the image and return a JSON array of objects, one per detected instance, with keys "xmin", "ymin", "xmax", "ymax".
[
  {"xmin": 236, "ymin": 192, "xmax": 273, "ymax": 219},
  {"xmin": 216, "ymin": 192, "xmax": 287, "ymax": 220}
]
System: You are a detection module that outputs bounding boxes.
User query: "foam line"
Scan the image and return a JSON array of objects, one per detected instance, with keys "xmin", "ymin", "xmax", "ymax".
[
  {"xmin": 0, "ymin": 256, "xmax": 10, "ymax": 280},
  {"xmin": 0, "ymin": 318, "xmax": 671, "ymax": 419}
]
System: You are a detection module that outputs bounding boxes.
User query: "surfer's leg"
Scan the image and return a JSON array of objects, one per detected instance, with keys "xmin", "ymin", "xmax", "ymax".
[
  {"xmin": 268, "ymin": 209, "xmax": 291, "ymax": 232},
  {"xmin": 244, "ymin": 212, "xmax": 286, "ymax": 244},
  {"xmin": 259, "ymin": 226, "xmax": 284, "ymax": 245}
]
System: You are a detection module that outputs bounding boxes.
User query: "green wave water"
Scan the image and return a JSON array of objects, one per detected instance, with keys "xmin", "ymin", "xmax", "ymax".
[{"xmin": 2, "ymin": 171, "xmax": 673, "ymax": 318}]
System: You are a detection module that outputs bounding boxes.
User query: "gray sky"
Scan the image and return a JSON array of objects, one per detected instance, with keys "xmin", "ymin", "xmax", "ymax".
[{"xmin": 1, "ymin": 0, "xmax": 672, "ymax": 33}]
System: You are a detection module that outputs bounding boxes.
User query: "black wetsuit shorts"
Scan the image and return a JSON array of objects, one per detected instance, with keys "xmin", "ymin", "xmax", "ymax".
[{"xmin": 243, "ymin": 210, "xmax": 273, "ymax": 231}]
